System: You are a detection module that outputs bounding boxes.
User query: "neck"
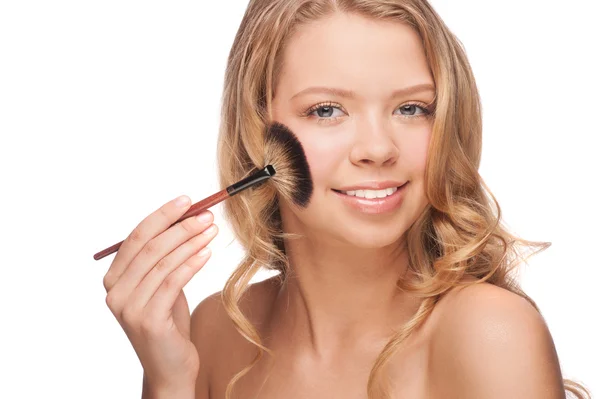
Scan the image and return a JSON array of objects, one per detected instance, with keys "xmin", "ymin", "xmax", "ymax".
[{"xmin": 267, "ymin": 215, "xmax": 422, "ymax": 363}]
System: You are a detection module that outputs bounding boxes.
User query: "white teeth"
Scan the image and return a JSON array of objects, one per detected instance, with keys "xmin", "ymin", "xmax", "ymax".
[{"xmin": 341, "ymin": 187, "xmax": 398, "ymax": 198}]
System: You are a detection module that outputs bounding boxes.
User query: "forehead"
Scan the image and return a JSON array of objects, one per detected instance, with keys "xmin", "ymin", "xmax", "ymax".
[{"xmin": 277, "ymin": 12, "xmax": 433, "ymax": 100}]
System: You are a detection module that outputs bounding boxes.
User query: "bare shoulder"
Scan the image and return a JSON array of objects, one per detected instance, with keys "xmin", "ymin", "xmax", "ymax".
[
  {"xmin": 191, "ymin": 276, "xmax": 279, "ymax": 332},
  {"xmin": 190, "ymin": 276, "xmax": 281, "ymax": 398},
  {"xmin": 428, "ymin": 282, "xmax": 565, "ymax": 399}
]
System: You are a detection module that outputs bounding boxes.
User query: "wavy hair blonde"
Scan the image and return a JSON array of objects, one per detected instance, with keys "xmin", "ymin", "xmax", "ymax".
[{"xmin": 215, "ymin": 0, "xmax": 591, "ymax": 398}]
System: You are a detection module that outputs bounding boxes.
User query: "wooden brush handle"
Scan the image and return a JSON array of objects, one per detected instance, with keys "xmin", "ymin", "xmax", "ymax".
[{"xmin": 93, "ymin": 189, "xmax": 230, "ymax": 261}]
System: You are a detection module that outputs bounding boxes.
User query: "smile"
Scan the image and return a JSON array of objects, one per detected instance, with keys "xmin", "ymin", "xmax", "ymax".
[{"xmin": 332, "ymin": 182, "xmax": 409, "ymax": 214}]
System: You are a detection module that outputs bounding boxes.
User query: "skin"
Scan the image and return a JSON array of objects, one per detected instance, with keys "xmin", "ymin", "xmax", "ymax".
[
  {"xmin": 189, "ymin": 11, "xmax": 565, "ymax": 399},
  {"xmin": 268, "ymin": 11, "xmax": 435, "ymax": 361},
  {"xmin": 203, "ymin": 12, "xmax": 439, "ymax": 398},
  {"xmin": 103, "ymin": 195, "xmax": 219, "ymax": 398}
]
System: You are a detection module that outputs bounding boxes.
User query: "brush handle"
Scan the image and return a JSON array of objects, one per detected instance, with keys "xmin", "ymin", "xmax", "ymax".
[
  {"xmin": 93, "ymin": 189, "xmax": 230, "ymax": 261},
  {"xmin": 93, "ymin": 166, "xmax": 276, "ymax": 261}
]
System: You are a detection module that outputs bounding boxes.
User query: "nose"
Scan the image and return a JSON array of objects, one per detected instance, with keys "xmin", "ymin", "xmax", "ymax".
[{"xmin": 349, "ymin": 119, "xmax": 399, "ymax": 167}]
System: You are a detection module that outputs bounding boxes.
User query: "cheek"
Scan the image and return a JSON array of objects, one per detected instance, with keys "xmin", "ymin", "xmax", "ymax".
[
  {"xmin": 402, "ymin": 128, "xmax": 431, "ymax": 175},
  {"xmin": 270, "ymin": 108, "xmax": 344, "ymax": 187},
  {"xmin": 298, "ymin": 131, "xmax": 345, "ymax": 188}
]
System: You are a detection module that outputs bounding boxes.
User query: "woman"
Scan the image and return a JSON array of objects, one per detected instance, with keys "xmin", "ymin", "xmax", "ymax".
[{"xmin": 103, "ymin": 1, "xmax": 591, "ymax": 398}]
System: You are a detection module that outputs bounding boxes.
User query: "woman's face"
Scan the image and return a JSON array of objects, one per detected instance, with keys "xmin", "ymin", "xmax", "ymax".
[{"xmin": 272, "ymin": 12, "xmax": 435, "ymax": 249}]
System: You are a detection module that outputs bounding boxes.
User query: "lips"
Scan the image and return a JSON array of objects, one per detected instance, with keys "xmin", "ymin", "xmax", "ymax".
[{"xmin": 332, "ymin": 182, "xmax": 409, "ymax": 214}]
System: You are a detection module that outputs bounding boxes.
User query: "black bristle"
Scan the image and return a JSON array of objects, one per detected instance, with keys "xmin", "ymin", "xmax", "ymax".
[{"xmin": 265, "ymin": 122, "xmax": 313, "ymax": 207}]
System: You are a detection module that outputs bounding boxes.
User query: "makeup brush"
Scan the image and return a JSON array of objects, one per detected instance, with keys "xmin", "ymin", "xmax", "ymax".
[
  {"xmin": 93, "ymin": 121, "xmax": 312, "ymax": 261},
  {"xmin": 262, "ymin": 121, "xmax": 313, "ymax": 208}
]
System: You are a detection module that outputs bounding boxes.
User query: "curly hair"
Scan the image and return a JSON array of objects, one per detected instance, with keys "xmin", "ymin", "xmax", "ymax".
[{"xmin": 215, "ymin": 0, "xmax": 591, "ymax": 398}]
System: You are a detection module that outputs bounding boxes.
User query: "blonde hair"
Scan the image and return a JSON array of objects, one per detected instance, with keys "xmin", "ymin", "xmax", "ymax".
[{"xmin": 216, "ymin": 0, "xmax": 591, "ymax": 398}]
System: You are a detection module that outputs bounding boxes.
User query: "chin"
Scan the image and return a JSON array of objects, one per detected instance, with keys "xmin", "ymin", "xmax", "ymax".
[{"xmin": 334, "ymin": 221, "xmax": 408, "ymax": 249}]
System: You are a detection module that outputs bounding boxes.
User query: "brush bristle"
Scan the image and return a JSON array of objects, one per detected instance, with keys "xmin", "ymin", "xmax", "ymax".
[{"xmin": 263, "ymin": 122, "xmax": 313, "ymax": 207}]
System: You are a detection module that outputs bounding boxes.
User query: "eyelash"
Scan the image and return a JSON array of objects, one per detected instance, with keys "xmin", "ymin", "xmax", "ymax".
[{"xmin": 302, "ymin": 101, "xmax": 435, "ymax": 125}]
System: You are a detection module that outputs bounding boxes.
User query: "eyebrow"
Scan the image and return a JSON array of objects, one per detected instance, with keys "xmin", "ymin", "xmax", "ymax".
[{"xmin": 290, "ymin": 83, "xmax": 436, "ymax": 100}]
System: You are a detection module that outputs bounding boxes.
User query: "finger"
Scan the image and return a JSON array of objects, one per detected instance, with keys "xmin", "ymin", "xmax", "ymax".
[
  {"xmin": 146, "ymin": 245, "xmax": 213, "ymax": 322},
  {"xmin": 126, "ymin": 224, "xmax": 218, "ymax": 317},
  {"xmin": 104, "ymin": 195, "xmax": 192, "ymax": 292},
  {"xmin": 108, "ymin": 212, "xmax": 214, "ymax": 315}
]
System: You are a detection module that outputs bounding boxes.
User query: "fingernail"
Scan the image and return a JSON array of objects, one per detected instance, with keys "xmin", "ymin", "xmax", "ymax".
[
  {"xmin": 175, "ymin": 195, "xmax": 190, "ymax": 207},
  {"xmin": 196, "ymin": 247, "xmax": 211, "ymax": 259},
  {"xmin": 196, "ymin": 212, "xmax": 213, "ymax": 223},
  {"xmin": 203, "ymin": 224, "xmax": 217, "ymax": 236}
]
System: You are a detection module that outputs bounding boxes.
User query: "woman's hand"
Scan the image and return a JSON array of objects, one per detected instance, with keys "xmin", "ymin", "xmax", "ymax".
[{"xmin": 103, "ymin": 195, "xmax": 218, "ymax": 390}]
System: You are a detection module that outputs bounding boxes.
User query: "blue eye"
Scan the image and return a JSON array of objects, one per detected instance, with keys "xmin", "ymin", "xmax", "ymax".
[
  {"xmin": 305, "ymin": 102, "xmax": 344, "ymax": 119},
  {"xmin": 396, "ymin": 104, "xmax": 428, "ymax": 117}
]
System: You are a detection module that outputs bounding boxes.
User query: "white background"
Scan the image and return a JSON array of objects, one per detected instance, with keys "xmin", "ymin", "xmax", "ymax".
[{"xmin": 1, "ymin": 1, "xmax": 598, "ymax": 397}]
